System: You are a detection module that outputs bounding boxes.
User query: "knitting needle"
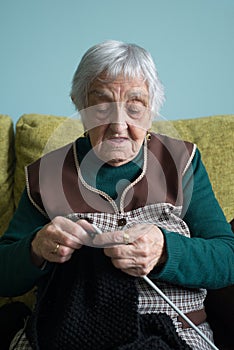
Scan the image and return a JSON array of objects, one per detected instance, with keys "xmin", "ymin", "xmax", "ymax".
[
  {"xmin": 92, "ymin": 224, "xmax": 103, "ymax": 235},
  {"xmin": 142, "ymin": 276, "xmax": 219, "ymax": 350},
  {"xmin": 89, "ymin": 223, "xmax": 219, "ymax": 349}
]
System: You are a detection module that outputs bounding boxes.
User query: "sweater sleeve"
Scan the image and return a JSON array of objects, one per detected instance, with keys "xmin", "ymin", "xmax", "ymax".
[
  {"xmin": 0, "ymin": 189, "xmax": 51, "ymax": 297},
  {"xmin": 150, "ymin": 149, "xmax": 234, "ymax": 289}
]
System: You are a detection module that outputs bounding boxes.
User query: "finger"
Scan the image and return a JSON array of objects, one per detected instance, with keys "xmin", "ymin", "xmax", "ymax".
[
  {"xmin": 111, "ymin": 257, "xmax": 135, "ymax": 269},
  {"xmin": 120, "ymin": 260, "xmax": 158, "ymax": 277},
  {"xmin": 31, "ymin": 223, "xmax": 81, "ymax": 266},
  {"xmin": 52, "ymin": 216, "xmax": 87, "ymax": 243},
  {"xmin": 51, "ymin": 233, "xmax": 83, "ymax": 251},
  {"xmin": 93, "ymin": 224, "xmax": 153, "ymax": 247},
  {"xmin": 112, "ymin": 258, "xmax": 151, "ymax": 277},
  {"xmin": 110, "ymin": 254, "xmax": 156, "ymax": 270},
  {"xmin": 92, "ymin": 229, "xmax": 137, "ymax": 247},
  {"xmin": 52, "ymin": 244, "xmax": 74, "ymax": 261},
  {"xmin": 121, "ymin": 262, "xmax": 158, "ymax": 277},
  {"xmin": 121, "ymin": 267, "xmax": 146, "ymax": 277},
  {"xmin": 76, "ymin": 220, "xmax": 102, "ymax": 239},
  {"xmin": 40, "ymin": 240, "xmax": 73, "ymax": 262},
  {"xmin": 52, "ymin": 217, "xmax": 97, "ymax": 247},
  {"xmin": 104, "ymin": 245, "xmax": 136, "ymax": 258},
  {"xmin": 103, "ymin": 236, "xmax": 160, "ymax": 258}
]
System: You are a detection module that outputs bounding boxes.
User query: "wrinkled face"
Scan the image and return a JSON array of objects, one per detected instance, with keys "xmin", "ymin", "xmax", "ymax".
[{"xmin": 82, "ymin": 74, "xmax": 152, "ymax": 166}]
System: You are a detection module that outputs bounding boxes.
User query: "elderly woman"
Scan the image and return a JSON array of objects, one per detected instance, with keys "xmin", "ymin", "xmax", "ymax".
[{"xmin": 1, "ymin": 40, "xmax": 234, "ymax": 350}]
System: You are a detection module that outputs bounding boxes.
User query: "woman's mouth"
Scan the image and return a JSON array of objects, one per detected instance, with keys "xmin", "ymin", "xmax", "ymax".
[
  {"xmin": 106, "ymin": 136, "xmax": 128, "ymax": 145},
  {"xmin": 108, "ymin": 133, "xmax": 128, "ymax": 141}
]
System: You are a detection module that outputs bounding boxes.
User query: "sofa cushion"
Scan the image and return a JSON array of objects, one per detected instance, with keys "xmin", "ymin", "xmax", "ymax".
[
  {"xmin": 152, "ymin": 115, "xmax": 234, "ymax": 221},
  {"xmin": 0, "ymin": 115, "xmax": 15, "ymax": 236},
  {"xmin": 14, "ymin": 114, "xmax": 84, "ymax": 207}
]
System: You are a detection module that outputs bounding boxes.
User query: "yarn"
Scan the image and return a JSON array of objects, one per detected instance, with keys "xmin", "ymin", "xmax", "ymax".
[{"xmin": 26, "ymin": 247, "xmax": 191, "ymax": 350}]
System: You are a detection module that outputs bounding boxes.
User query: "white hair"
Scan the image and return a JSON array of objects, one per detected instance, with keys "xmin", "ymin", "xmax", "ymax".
[{"xmin": 70, "ymin": 40, "xmax": 165, "ymax": 117}]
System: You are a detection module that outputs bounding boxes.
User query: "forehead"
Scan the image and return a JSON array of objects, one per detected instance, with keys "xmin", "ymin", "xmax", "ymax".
[{"xmin": 88, "ymin": 74, "xmax": 149, "ymax": 95}]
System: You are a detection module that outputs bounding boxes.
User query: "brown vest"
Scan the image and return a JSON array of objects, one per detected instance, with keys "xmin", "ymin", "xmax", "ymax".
[{"xmin": 25, "ymin": 133, "xmax": 195, "ymax": 219}]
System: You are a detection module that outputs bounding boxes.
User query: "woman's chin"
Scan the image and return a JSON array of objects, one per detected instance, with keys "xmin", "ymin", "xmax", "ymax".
[{"xmin": 96, "ymin": 151, "xmax": 134, "ymax": 166}]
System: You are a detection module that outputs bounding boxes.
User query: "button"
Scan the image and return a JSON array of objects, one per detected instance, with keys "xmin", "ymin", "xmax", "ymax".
[{"xmin": 117, "ymin": 218, "xmax": 127, "ymax": 227}]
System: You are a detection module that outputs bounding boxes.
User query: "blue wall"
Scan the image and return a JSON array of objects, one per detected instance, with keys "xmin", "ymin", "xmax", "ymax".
[{"xmin": 1, "ymin": 0, "xmax": 234, "ymax": 122}]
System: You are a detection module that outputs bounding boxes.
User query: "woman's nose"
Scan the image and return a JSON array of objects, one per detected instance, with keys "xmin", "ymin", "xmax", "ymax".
[
  {"xmin": 109, "ymin": 121, "xmax": 128, "ymax": 133},
  {"xmin": 109, "ymin": 103, "xmax": 128, "ymax": 131}
]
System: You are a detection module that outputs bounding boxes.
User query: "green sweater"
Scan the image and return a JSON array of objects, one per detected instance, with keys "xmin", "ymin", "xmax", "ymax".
[{"xmin": 0, "ymin": 143, "xmax": 233, "ymax": 297}]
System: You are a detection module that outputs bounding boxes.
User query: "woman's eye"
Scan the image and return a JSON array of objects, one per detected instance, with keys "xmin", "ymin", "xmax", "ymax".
[
  {"xmin": 126, "ymin": 102, "xmax": 145, "ymax": 118},
  {"xmin": 128, "ymin": 107, "xmax": 140, "ymax": 114},
  {"xmin": 95, "ymin": 103, "xmax": 111, "ymax": 115}
]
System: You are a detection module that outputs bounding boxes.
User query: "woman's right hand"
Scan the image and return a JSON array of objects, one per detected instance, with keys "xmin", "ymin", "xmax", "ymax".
[{"xmin": 30, "ymin": 217, "xmax": 96, "ymax": 267}]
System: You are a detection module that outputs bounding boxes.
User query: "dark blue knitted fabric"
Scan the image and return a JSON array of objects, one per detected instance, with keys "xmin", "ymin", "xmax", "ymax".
[{"xmin": 26, "ymin": 247, "xmax": 191, "ymax": 350}]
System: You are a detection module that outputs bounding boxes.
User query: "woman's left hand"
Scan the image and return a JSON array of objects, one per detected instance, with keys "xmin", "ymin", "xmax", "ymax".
[{"xmin": 93, "ymin": 224, "xmax": 166, "ymax": 276}]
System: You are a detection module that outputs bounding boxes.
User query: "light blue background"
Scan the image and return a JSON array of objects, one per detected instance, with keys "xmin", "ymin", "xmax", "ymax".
[{"xmin": 0, "ymin": 0, "xmax": 233, "ymax": 123}]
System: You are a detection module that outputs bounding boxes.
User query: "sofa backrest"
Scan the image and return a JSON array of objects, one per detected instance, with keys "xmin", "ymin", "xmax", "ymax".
[
  {"xmin": 0, "ymin": 113, "xmax": 233, "ymax": 236},
  {"xmin": 0, "ymin": 115, "xmax": 15, "ymax": 235},
  {"xmin": 153, "ymin": 115, "xmax": 233, "ymax": 221}
]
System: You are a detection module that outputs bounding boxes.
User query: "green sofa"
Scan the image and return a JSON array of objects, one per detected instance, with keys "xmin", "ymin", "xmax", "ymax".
[
  {"xmin": 1, "ymin": 113, "xmax": 233, "ymax": 234},
  {"xmin": 0, "ymin": 113, "xmax": 233, "ymax": 346}
]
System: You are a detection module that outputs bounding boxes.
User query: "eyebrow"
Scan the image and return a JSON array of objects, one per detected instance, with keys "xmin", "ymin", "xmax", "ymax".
[
  {"xmin": 127, "ymin": 91, "xmax": 148, "ymax": 99},
  {"xmin": 88, "ymin": 89, "xmax": 112, "ymax": 98},
  {"xmin": 89, "ymin": 89, "xmax": 148, "ymax": 100}
]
